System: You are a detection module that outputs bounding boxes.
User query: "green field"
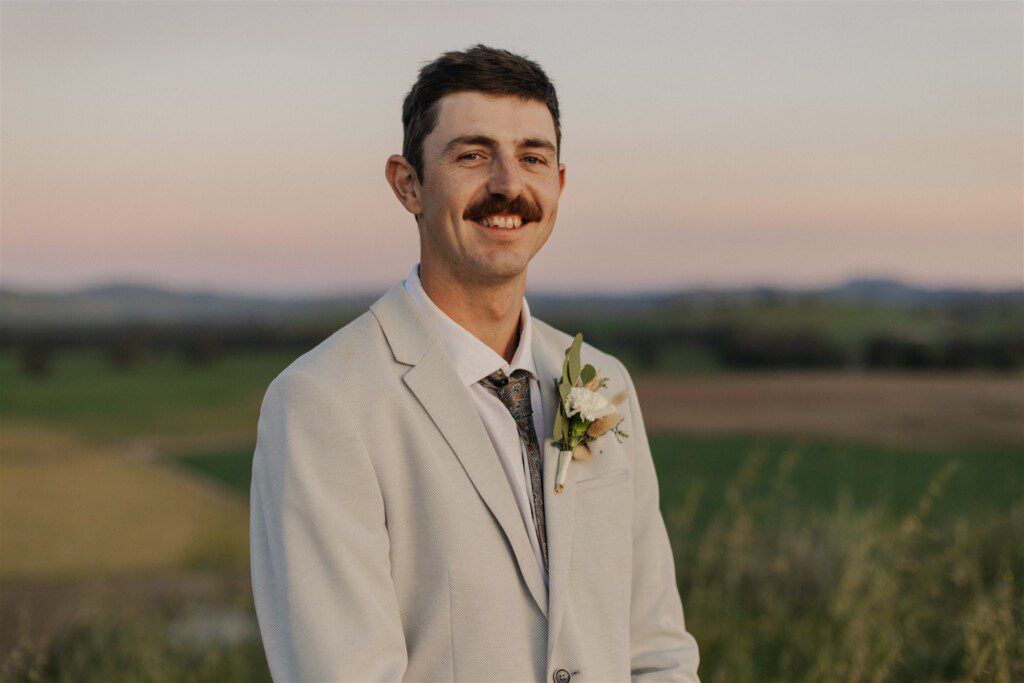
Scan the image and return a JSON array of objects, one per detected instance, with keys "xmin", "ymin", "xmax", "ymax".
[
  {"xmin": 0, "ymin": 348, "xmax": 298, "ymax": 440},
  {"xmin": 2, "ymin": 348, "xmax": 1022, "ymax": 682},
  {"xmin": 170, "ymin": 433, "xmax": 1023, "ymax": 682},
  {"xmin": 175, "ymin": 433, "xmax": 1024, "ymax": 528}
]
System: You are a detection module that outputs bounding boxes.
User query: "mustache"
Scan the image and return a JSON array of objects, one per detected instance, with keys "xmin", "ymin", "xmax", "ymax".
[{"xmin": 465, "ymin": 196, "xmax": 542, "ymax": 223}]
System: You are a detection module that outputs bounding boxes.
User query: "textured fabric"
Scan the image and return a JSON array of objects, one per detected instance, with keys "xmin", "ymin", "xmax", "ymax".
[
  {"xmin": 403, "ymin": 262, "xmax": 549, "ymax": 584},
  {"xmin": 249, "ymin": 280, "xmax": 701, "ymax": 682},
  {"xmin": 479, "ymin": 368, "xmax": 549, "ymax": 572}
]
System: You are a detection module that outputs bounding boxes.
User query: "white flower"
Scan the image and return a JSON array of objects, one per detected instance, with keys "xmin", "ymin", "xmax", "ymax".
[{"xmin": 564, "ymin": 386, "xmax": 617, "ymax": 422}]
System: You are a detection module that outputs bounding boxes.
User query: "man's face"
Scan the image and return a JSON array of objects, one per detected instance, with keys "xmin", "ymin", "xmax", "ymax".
[{"xmin": 414, "ymin": 91, "xmax": 565, "ymax": 285}]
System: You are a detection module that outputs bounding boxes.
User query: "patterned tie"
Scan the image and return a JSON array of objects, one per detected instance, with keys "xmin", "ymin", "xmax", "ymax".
[{"xmin": 478, "ymin": 368, "xmax": 549, "ymax": 572}]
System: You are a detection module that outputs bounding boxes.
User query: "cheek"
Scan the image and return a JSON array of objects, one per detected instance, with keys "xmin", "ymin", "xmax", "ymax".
[
  {"xmin": 541, "ymin": 190, "xmax": 559, "ymax": 222},
  {"xmin": 423, "ymin": 173, "xmax": 456, "ymax": 210},
  {"xmin": 437, "ymin": 171, "xmax": 478, "ymax": 210},
  {"xmin": 540, "ymin": 178, "xmax": 561, "ymax": 208}
]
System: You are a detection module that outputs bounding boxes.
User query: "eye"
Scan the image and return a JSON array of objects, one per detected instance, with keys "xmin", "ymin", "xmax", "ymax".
[
  {"xmin": 459, "ymin": 153, "xmax": 482, "ymax": 161},
  {"xmin": 523, "ymin": 156, "xmax": 545, "ymax": 165}
]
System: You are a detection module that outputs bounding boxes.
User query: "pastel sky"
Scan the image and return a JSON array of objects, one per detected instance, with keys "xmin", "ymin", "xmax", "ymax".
[{"xmin": 2, "ymin": 1, "xmax": 1021, "ymax": 295}]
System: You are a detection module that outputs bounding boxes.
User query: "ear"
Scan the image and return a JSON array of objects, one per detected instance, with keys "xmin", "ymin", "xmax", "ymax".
[
  {"xmin": 385, "ymin": 154, "xmax": 423, "ymax": 216},
  {"xmin": 557, "ymin": 162, "xmax": 566, "ymax": 196}
]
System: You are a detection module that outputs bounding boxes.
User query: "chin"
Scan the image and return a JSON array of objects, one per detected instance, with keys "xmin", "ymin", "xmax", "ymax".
[{"xmin": 471, "ymin": 254, "xmax": 529, "ymax": 282}]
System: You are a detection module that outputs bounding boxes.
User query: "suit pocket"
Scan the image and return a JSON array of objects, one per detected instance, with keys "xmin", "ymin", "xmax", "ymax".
[{"xmin": 575, "ymin": 468, "xmax": 630, "ymax": 491}]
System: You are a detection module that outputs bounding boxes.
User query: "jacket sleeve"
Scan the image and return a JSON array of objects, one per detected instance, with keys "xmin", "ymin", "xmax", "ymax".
[
  {"xmin": 613, "ymin": 358, "xmax": 701, "ymax": 682},
  {"xmin": 250, "ymin": 368, "xmax": 408, "ymax": 682}
]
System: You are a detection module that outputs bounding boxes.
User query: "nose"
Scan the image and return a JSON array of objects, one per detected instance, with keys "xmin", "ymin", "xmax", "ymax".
[{"xmin": 486, "ymin": 152, "xmax": 524, "ymax": 200}]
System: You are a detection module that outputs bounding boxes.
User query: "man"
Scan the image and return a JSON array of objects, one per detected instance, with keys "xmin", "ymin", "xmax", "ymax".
[{"xmin": 250, "ymin": 44, "xmax": 700, "ymax": 682}]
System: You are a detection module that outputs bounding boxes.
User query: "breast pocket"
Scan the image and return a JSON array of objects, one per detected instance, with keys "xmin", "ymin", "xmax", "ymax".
[
  {"xmin": 575, "ymin": 468, "xmax": 631, "ymax": 491},
  {"xmin": 573, "ymin": 431, "xmax": 632, "ymax": 492}
]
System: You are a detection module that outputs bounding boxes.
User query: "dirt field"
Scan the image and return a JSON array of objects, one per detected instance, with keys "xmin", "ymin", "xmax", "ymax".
[
  {"xmin": 635, "ymin": 370, "xmax": 1024, "ymax": 450},
  {"xmin": 0, "ymin": 424, "xmax": 249, "ymax": 580}
]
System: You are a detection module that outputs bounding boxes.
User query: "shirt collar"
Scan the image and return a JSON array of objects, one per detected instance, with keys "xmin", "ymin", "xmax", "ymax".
[{"xmin": 403, "ymin": 262, "xmax": 537, "ymax": 387}]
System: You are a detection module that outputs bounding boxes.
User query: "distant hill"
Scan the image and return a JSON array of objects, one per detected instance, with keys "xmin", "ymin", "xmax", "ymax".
[
  {"xmin": 823, "ymin": 278, "xmax": 1024, "ymax": 306},
  {"xmin": 1, "ymin": 277, "xmax": 1021, "ymax": 329},
  {"xmin": 0, "ymin": 283, "xmax": 378, "ymax": 329}
]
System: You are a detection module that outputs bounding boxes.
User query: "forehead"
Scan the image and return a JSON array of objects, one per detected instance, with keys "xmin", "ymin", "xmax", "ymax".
[{"xmin": 426, "ymin": 91, "xmax": 556, "ymax": 154}]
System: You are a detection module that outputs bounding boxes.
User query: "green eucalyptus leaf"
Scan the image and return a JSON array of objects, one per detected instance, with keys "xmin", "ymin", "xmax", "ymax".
[
  {"xmin": 568, "ymin": 333, "xmax": 583, "ymax": 385},
  {"xmin": 559, "ymin": 353, "xmax": 572, "ymax": 401},
  {"xmin": 580, "ymin": 364, "xmax": 596, "ymax": 386},
  {"xmin": 552, "ymin": 408, "xmax": 565, "ymax": 444}
]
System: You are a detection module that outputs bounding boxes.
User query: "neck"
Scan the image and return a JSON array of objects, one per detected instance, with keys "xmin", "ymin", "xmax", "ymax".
[{"xmin": 418, "ymin": 260, "xmax": 526, "ymax": 364}]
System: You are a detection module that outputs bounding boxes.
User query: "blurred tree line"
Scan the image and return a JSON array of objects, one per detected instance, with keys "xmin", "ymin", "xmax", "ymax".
[{"xmin": 3, "ymin": 318, "xmax": 1022, "ymax": 377}]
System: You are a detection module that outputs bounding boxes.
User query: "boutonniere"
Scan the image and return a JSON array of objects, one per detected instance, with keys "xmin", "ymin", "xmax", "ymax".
[{"xmin": 551, "ymin": 332, "xmax": 629, "ymax": 493}]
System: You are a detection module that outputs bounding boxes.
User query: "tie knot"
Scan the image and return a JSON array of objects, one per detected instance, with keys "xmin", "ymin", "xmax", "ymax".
[
  {"xmin": 478, "ymin": 368, "xmax": 534, "ymax": 427},
  {"xmin": 479, "ymin": 368, "xmax": 529, "ymax": 391}
]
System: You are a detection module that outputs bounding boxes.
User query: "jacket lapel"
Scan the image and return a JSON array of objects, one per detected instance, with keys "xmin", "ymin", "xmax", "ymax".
[
  {"xmin": 370, "ymin": 282, "xmax": 548, "ymax": 619},
  {"xmin": 532, "ymin": 320, "xmax": 577, "ymax": 660}
]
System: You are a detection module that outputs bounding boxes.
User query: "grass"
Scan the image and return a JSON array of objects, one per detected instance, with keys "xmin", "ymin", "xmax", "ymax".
[
  {"xmin": 2, "ymin": 347, "xmax": 1021, "ymax": 680},
  {"xmin": 9, "ymin": 436, "xmax": 1022, "ymax": 682},
  {"xmin": 649, "ymin": 432, "xmax": 1024, "ymax": 527},
  {"xmin": 2, "ymin": 608, "xmax": 272, "ymax": 683},
  {"xmin": 171, "ymin": 432, "xmax": 1024, "ymax": 530},
  {"xmin": 166, "ymin": 433, "xmax": 1023, "ymax": 681},
  {"xmin": 174, "ymin": 448, "xmax": 256, "ymax": 494},
  {"xmin": 0, "ymin": 348, "xmax": 298, "ymax": 441},
  {"xmin": 666, "ymin": 450, "xmax": 1023, "ymax": 683}
]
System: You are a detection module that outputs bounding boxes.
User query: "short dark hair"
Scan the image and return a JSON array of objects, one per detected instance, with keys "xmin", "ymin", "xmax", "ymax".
[{"xmin": 401, "ymin": 44, "xmax": 561, "ymax": 184}]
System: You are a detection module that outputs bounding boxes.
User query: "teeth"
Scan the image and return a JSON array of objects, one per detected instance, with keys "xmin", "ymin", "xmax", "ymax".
[{"xmin": 478, "ymin": 215, "xmax": 523, "ymax": 229}]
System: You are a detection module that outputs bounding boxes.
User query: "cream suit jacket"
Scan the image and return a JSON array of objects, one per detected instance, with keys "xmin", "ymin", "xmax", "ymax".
[{"xmin": 250, "ymin": 280, "xmax": 701, "ymax": 682}]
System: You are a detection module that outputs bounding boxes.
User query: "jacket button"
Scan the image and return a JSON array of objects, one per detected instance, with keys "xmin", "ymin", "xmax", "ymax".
[{"xmin": 553, "ymin": 669, "xmax": 571, "ymax": 683}]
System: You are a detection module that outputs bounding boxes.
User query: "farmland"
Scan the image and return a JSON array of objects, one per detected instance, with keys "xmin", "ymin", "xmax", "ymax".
[{"xmin": 1, "ymin": 347, "xmax": 1021, "ymax": 681}]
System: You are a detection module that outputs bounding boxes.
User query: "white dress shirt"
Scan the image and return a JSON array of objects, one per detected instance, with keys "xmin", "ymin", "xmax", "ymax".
[{"xmin": 403, "ymin": 263, "xmax": 549, "ymax": 588}]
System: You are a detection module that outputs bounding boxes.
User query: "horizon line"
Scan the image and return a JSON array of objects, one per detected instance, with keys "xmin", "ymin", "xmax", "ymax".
[{"xmin": 2, "ymin": 273, "xmax": 1023, "ymax": 300}]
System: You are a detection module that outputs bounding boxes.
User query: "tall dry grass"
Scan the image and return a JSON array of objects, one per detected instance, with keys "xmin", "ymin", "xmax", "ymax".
[
  {"xmin": 3, "ymin": 444, "xmax": 1020, "ymax": 681},
  {"xmin": 671, "ymin": 447, "xmax": 1023, "ymax": 682}
]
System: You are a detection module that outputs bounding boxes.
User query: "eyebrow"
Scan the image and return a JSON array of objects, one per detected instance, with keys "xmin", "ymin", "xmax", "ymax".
[{"xmin": 442, "ymin": 134, "xmax": 557, "ymax": 156}]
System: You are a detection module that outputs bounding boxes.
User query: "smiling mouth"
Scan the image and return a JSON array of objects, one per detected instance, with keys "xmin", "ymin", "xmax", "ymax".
[{"xmin": 468, "ymin": 214, "xmax": 531, "ymax": 231}]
